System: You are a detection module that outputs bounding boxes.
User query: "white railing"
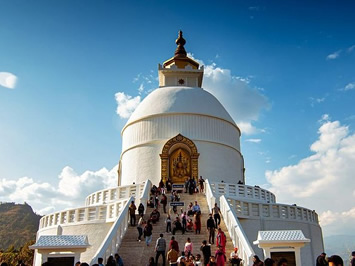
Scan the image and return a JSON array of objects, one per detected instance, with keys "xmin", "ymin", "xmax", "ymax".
[
  {"xmin": 90, "ymin": 196, "xmax": 133, "ymax": 265},
  {"xmin": 89, "ymin": 179, "xmax": 152, "ymax": 264},
  {"xmin": 205, "ymin": 179, "xmax": 216, "ymax": 212},
  {"xmin": 39, "ymin": 198, "xmax": 130, "ymax": 229},
  {"xmin": 39, "ymin": 180, "xmax": 152, "ymax": 230},
  {"xmin": 85, "ymin": 182, "xmax": 146, "ymax": 206},
  {"xmin": 227, "ymin": 198, "xmax": 318, "ymax": 223},
  {"xmin": 138, "ymin": 179, "xmax": 152, "ymax": 214},
  {"xmin": 209, "ymin": 182, "xmax": 276, "ymax": 203},
  {"xmin": 220, "ymin": 196, "xmax": 255, "ymax": 266}
]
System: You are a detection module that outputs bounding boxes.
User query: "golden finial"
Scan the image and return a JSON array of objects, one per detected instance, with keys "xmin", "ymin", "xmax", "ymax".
[{"xmin": 174, "ymin": 30, "xmax": 187, "ymax": 58}]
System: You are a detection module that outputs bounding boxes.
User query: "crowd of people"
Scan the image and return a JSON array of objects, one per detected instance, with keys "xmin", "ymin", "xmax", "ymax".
[
  {"xmin": 31, "ymin": 177, "xmax": 355, "ymax": 266},
  {"xmin": 128, "ymin": 176, "xmax": 242, "ymax": 266}
]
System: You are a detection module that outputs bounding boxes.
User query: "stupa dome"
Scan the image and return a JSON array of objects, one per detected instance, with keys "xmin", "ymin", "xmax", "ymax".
[{"xmin": 125, "ymin": 86, "xmax": 237, "ymax": 128}]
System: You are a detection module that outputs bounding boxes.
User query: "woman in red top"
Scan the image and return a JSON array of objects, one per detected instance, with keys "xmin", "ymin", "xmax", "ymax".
[
  {"xmin": 215, "ymin": 245, "xmax": 226, "ymax": 266},
  {"xmin": 194, "ymin": 211, "xmax": 201, "ymax": 234},
  {"xmin": 216, "ymin": 228, "xmax": 227, "ymax": 253}
]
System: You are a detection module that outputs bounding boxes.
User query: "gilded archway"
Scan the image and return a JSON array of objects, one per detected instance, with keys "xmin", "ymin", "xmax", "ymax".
[{"xmin": 160, "ymin": 134, "xmax": 199, "ymax": 183}]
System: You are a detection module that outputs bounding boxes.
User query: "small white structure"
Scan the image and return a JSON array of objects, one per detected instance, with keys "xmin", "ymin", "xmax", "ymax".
[
  {"xmin": 30, "ymin": 235, "xmax": 90, "ymax": 265},
  {"xmin": 253, "ymin": 230, "xmax": 310, "ymax": 266}
]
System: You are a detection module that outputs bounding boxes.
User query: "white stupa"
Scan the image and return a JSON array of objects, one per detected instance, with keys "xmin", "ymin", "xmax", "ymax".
[
  {"xmin": 31, "ymin": 31, "xmax": 324, "ymax": 266},
  {"xmin": 119, "ymin": 31, "xmax": 244, "ymax": 187}
]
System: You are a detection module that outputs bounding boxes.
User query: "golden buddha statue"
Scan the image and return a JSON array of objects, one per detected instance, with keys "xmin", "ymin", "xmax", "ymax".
[{"xmin": 170, "ymin": 149, "xmax": 191, "ymax": 182}]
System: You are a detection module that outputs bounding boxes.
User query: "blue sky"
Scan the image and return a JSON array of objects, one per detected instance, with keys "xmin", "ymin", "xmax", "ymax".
[{"xmin": 1, "ymin": 1, "xmax": 355, "ymax": 238}]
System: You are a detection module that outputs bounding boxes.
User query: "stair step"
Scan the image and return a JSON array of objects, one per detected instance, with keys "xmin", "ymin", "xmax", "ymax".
[{"xmin": 118, "ymin": 193, "xmax": 235, "ymax": 266}]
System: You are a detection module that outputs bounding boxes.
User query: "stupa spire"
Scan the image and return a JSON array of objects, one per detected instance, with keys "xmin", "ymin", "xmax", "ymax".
[
  {"xmin": 159, "ymin": 31, "xmax": 204, "ymax": 88},
  {"xmin": 174, "ymin": 30, "xmax": 187, "ymax": 58}
]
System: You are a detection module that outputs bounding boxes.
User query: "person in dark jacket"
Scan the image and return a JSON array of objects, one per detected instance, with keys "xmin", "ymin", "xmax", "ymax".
[
  {"xmin": 206, "ymin": 214, "xmax": 216, "ymax": 244},
  {"xmin": 138, "ymin": 203, "xmax": 145, "ymax": 217},
  {"xmin": 161, "ymin": 193, "xmax": 168, "ymax": 213},
  {"xmin": 316, "ymin": 253, "xmax": 327, "ymax": 266},
  {"xmin": 200, "ymin": 240, "xmax": 211, "ymax": 266}
]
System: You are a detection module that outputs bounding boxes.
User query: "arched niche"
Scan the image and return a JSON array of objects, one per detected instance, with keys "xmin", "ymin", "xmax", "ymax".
[{"xmin": 160, "ymin": 134, "xmax": 199, "ymax": 183}]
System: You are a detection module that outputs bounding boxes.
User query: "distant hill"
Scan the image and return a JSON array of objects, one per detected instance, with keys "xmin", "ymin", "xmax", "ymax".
[
  {"xmin": 0, "ymin": 202, "xmax": 42, "ymax": 250},
  {"xmin": 324, "ymin": 234, "xmax": 355, "ymax": 264}
]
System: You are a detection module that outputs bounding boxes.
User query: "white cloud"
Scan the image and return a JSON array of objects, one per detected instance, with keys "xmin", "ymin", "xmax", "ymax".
[
  {"xmin": 115, "ymin": 55, "xmax": 270, "ymax": 134},
  {"xmin": 319, "ymin": 207, "xmax": 355, "ymax": 235},
  {"xmin": 266, "ymin": 116, "xmax": 355, "ymax": 235},
  {"xmin": 138, "ymin": 83, "xmax": 144, "ymax": 94},
  {"xmin": 326, "ymin": 50, "xmax": 341, "ymax": 60},
  {"xmin": 319, "ymin": 114, "xmax": 330, "ymax": 123},
  {"xmin": 238, "ymin": 122, "xmax": 260, "ymax": 135},
  {"xmin": 342, "ymin": 82, "xmax": 355, "ymax": 91},
  {"xmin": 115, "ymin": 92, "xmax": 141, "ymax": 119},
  {"xmin": 0, "ymin": 72, "xmax": 17, "ymax": 89},
  {"xmin": 0, "ymin": 166, "xmax": 118, "ymax": 215},
  {"xmin": 187, "ymin": 53, "xmax": 270, "ymax": 134},
  {"xmin": 245, "ymin": 138, "xmax": 261, "ymax": 143}
]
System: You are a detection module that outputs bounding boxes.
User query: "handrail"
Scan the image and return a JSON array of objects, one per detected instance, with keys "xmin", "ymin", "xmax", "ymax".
[
  {"xmin": 90, "ymin": 195, "xmax": 133, "ymax": 265},
  {"xmin": 85, "ymin": 182, "xmax": 146, "ymax": 206},
  {"xmin": 220, "ymin": 195, "xmax": 255, "ymax": 266},
  {"xmin": 228, "ymin": 198, "xmax": 318, "ymax": 223},
  {"xmin": 138, "ymin": 179, "xmax": 152, "ymax": 215},
  {"xmin": 205, "ymin": 179, "xmax": 216, "ymax": 212},
  {"xmin": 209, "ymin": 182, "xmax": 276, "ymax": 203},
  {"xmin": 39, "ymin": 198, "xmax": 130, "ymax": 229},
  {"xmin": 89, "ymin": 180, "xmax": 152, "ymax": 264}
]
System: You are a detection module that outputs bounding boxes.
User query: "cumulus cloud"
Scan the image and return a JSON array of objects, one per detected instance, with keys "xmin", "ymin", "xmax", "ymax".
[
  {"xmin": 0, "ymin": 166, "xmax": 118, "ymax": 215},
  {"xmin": 319, "ymin": 207, "xmax": 355, "ymax": 235},
  {"xmin": 115, "ymin": 92, "xmax": 141, "ymax": 119},
  {"xmin": 326, "ymin": 50, "xmax": 341, "ymax": 60},
  {"xmin": 238, "ymin": 122, "xmax": 260, "ymax": 135},
  {"xmin": 188, "ymin": 53, "xmax": 270, "ymax": 134},
  {"xmin": 115, "ymin": 54, "xmax": 270, "ymax": 134},
  {"xmin": 266, "ymin": 116, "xmax": 355, "ymax": 235},
  {"xmin": 0, "ymin": 72, "xmax": 17, "ymax": 89}
]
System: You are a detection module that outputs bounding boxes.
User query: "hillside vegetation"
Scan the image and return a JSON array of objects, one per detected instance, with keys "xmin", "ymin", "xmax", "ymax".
[{"xmin": 0, "ymin": 202, "xmax": 42, "ymax": 250}]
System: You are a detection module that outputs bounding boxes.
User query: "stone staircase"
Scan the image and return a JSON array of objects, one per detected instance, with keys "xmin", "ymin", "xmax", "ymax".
[{"xmin": 118, "ymin": 192, "xmax": 235, "ymax": 265}]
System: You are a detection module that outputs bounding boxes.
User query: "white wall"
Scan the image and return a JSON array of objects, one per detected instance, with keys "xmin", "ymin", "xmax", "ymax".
[
  {"xmin": 120, "ymin": 113, "xmax": 243, "ymax": 186},
  {"xmin": 122, "ymin": 114, "xmax": 241, "ymax": 152},
  {"xmin": 36, "ymin": 222, "xmax": 113, "ymax": 265},
  {"xmin": 239, "ymin": 218, "xmax": 324, "ymax": 265},
  {"xmin": 120, "ymin": 139, "xmax": 243, "ymax": 186}
]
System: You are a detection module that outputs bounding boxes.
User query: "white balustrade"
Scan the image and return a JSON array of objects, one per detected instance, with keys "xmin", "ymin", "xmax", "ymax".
[
  {"xmin": 90, "ymin": 196, "xmax": 132, "ymax": 265},
  {"xmin": 39, "ymin": 180, "xmax": 152, "ymax": 230},
  {"xmin": 89, "ymin": 179, "xmax": 152, "ymax": 264},
  {"xmin": 209, "ymin": 182, "xmax": 276, "ymax": 203},
  {"xmin": 220, "ymin": 195, "xmax": 255, "ymax": 266},
  {"xmin": 205, "ymin": 179, "xmax": 216, "ymax": 212},
  {"xmin": 85, "ymin": 182, "xmax": 146, "ymax": 206},
  {"xmin": 138, "ymin": 179, "xmax": 152, "ymax": 214},
  {"xmin": 39, "ymin": 199, "xmax": 129, "ymax": 229},
  {"xmin": 227, "ymin": 198, "xmax": 318, "ymax": 223}
]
